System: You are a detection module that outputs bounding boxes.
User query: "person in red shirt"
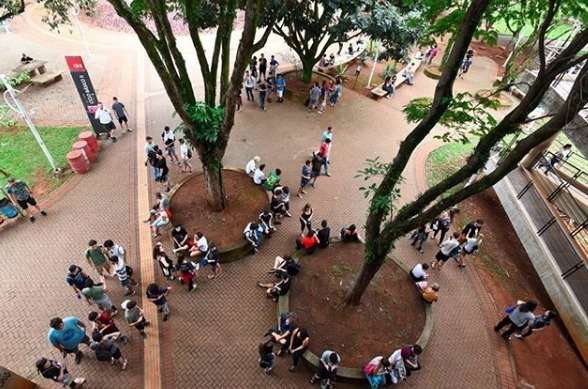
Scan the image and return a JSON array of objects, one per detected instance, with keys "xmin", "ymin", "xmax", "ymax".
[
  {"xmin": 88, "ymin": 309, "xmax": 129, "ymax": 343},
  {"xmin": 318, "ymin": 138, "xmax": 332, "ymax": 176},
  {"xmin": 296, "ymin": 230, "xmax": 319, "ymax": 255}
]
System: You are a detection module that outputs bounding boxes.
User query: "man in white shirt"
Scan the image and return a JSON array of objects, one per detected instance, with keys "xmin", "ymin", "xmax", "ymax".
[
  {"xmin": 409, "ymin": 263, "xmax": 429, "ymax": 282},
  {"xmin": 94, "ymin": 102, "xmax": 117, "ymax": 142},
  {"xmin": 253, "ymin": 164, "xmax": 266, "ymax": 185},
  {"xmin": 245, "ymin": 156, "xmax": 261, "ymax": 177},
  {"xmin": 321, "ymin": 127, "xmax": 333, "ymax": 142},
  {"xmin": 179, "ymin": 139, "xmax": 193, "ymax": 173},
  {"xmin": 161, "ymin": 126, "xmax": 180, "ymax": 165},
  {"xmin": 244, "ymin": 71, "xmax": 256, "ymax": 102},
  {"xmin": 431, "ymin": 232, "xmax": 461, "ymax": 270}
]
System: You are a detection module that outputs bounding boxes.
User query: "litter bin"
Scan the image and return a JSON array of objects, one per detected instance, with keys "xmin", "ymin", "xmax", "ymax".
[
  {"xmin": 79, "ymin": 131, "xmax": 99, "ymax": 153},
  {"xmin": 67, "ymin": 150, "xmax": 90, "ymax": 174},
  {"xmin": 0, "ymin": 197, "xmax": 19, "ymax": 218},
  {"xmin": 73, "ymin": 140, "xmax": 96, "ymax": 163}
]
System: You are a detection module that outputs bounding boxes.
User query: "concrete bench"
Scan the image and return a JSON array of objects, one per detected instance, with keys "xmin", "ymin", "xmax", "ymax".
[
  {"xmin": 30, "ymin": 72, "xmax": 62, "ymax": 87},
  {"xmin": 370, "ymin": 56, "xmax": 423, "ymax": 98}
]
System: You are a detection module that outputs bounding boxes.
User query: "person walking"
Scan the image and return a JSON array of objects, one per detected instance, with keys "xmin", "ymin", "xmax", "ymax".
[
  {"xmin": 244, "ymin": 71, "xmax": 256, "ymax": 102},
  {"xmin": 458, "ymin": 49, "xmax": 474, "ymax": 78},
  {"xmin": 431, "ymin": 232, "xmax": 460, "ymax": 270},
  {"xmin": 297, "ymin": 160, "xmax": 312, "ymax": 198},
  {"xmin": 161, "ymin": 126, "xmax": 180, "ymax": 165},
  {"xmin": 321, "ymin": 126, "xmax": 333, "ymax": 142},
  {"xmin": 259, "ymin": 82, "xmax": 268, "ymax": 111},
  {"xmin": 35, "ymin": 357, "xmax": 86, "ymax": 388},
  {"xmin": 81, "ymin": 279, "xmax": 118, "ymax": 315},
  {"xmin": 288, "ymin": 327, "xmax": 310, "ymax": 372},
  {"xmin": 258, "ymin": 341, "xmax": 275, "ymax": 375},
  {"xmin": 179, "ymin": 138, "xmax": 193, "ymax": 173},
  {"xmin": 122, "ymin": 299, "xmax": 150, "ymax": 339},
  {"xmin": 111, "ymin": 97, "xmax": 131, "ymax": 132},
  {"xmin": 276, "ymin": 74, "xmax": 286, "ymax": 102},
  {"xmin": 318, "ymin": 138, "xmax": 332, "ymax": 177},
  {"xmin": 155, "ymin": 149, "xmax": 171, "ymax": 192},
  {"xmin": 410, "ymin": 225, "xmax": 428, "ymax": 254},
  {"xmin": 236, "ymin": 87, "xmax": 243, "ymax": 111},
  {"xmin": 5, "ymin": 177, "xmax": 47, "ymax": 223},
  {"xmin": 299, "ymin": 203, "xmax": 314, "ymax": 233},
  {"xmin": 329, "ymin": 79, "xmax": 342, "ymax": 106},
  {"xmin": 494, "ymin": 300, "xmax": 538, "ymax": 340},
  {"xmin": 515, "ymin": 310, "xmax": 557, "ymax": 340},
  {"xmin": 147, "ymin": 282, "xmax": 171, "ymax": 321},
  {"xmin": 85, "ymin": 240, "xmax": 112, "ymax": 280},
  {"xmin": 258, "ymin": 53, "xmax": 268, "ymax": 80},
  {"xmin": 94, "ymin": 102, "xmax": 117, "ymax": 142},
  {"xmin": 48, "ymin": 316, "xmax": 90, "ymax": 364}
]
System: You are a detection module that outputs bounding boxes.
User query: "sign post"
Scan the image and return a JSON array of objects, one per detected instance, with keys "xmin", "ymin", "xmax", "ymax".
[{"xmin": 65, "ymin": 56, "xmax": 102, "ymax": 134}]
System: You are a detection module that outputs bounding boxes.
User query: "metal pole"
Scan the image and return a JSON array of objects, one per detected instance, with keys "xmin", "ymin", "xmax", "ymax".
[
  {"xmin": 71, "ymin": 7, "xmax": 92, "ymax": 61},
  {"xmin": 0, "ymin": 74, "xmax": 60, "ymax": 173}
]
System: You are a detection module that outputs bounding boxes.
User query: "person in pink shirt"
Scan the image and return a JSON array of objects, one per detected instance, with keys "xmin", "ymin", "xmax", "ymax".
[
  {"xmin": 318, "ymin": 138, "xmax": 332, "ymax": 176},
  {"xmin": 426, "ymin": 44, "xmax": 439, "ymax": 65}
]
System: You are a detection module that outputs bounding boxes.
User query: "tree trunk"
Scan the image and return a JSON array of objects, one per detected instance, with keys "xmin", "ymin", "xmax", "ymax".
[
  {"xmin": 301, "ymin": 57, "xmax": 315, "ymax": 83},
  {"xmin": 343, "ymin": 260, "xmax": 384, "ymax": 306},
  {"xmin": 202, "ymin": 161, "xmax": 225, "ymax": 211}
]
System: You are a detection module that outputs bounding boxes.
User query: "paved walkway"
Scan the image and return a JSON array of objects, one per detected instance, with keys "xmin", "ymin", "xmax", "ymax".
[{"xmin": 1, "ymin": 5, "xmax": 518, "ymax": 388}]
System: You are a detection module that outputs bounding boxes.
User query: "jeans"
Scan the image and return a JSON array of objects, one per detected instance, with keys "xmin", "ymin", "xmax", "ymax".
[
  {"xmin": 260, "ymin": 93, "xmax": 266, "ymax": 110},
  {"xmin": 322, "ymin": 158, "xmax": 329, "ymax": 175},
  {"xmin": 157, "ymin": 302, "xmax": 170, "ymax": 316},
  {"xmin": 495, "ymin": 316, "xmax": 522, "ymax": 338},
  {"xmin": 292, "ymin": 348, "xmax": 306, "ymax": 366},
  {"xmin": 246, "ymin": 87, "xmax": 254, "ymax": 101}
]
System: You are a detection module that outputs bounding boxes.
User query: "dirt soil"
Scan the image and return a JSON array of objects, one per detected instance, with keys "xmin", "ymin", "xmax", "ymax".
[
  {"xmin": 289, "ymin": 242, "xmax": 426, "ymax": 367},
  {"xmin": 170, "ymin": 170, "xmax": 268, "ymax": 249},
  {"xmin": 283, "ymin": 72, "xmax": 334, "ymax": 105},
  {"xmin": 457, "ymin": 189, "xmax": 588, "ymax": 389},
  {"xmin": 470, "ymin": 41, "xmax": 508, "ymax": 76}
]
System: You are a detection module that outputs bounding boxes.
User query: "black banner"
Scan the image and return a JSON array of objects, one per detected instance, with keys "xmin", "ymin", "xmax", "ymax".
[{"xmin": 65, "ymin": 56, "xmax": 103, "ymax": 134}]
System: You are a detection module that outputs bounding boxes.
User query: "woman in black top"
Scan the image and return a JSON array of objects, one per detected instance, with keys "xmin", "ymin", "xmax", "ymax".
[
  {"xmin": 289, "ymin": 327, "xmax": 310, "ymax": 371},
  {"xmin": 36, "ymin": 357, "xmax": 86, "ymax": 387},
  {"xmin": 300, "ymin": 203, "xmax": 313, "ymax": 233}
]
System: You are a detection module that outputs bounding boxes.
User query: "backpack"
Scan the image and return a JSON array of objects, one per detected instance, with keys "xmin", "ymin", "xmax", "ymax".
[
  {"xmin": 147, "ymin": 149, "xmax": 158, "ymax": 166},
  {"xmin": 179, "ymin": 261, "xmax": 194, "ymax": 273},
  {"xmin": 186, "ymin": 148, "xmax": 193, "ymax": 159},
  {"xmin": 285, "ymin": 261, "xmax": 300, "ymax": 277},
  {"xmin": 95, "ymin": 342, "xmax": 112, "ymax": 361}
]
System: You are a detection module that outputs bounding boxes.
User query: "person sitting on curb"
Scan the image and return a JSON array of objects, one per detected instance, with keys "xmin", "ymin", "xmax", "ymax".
[
  {"xmin": 246, "ymin": 156, "xmax": 261, "ymax": 177},
  {"xmin": 310, "ymin": 350, "xmax": 341, "ymax": 386},
  {"xmin": 150, "ymin": 210, "xmax": 170, "ymax": 238},
  {"xmin": 515, "ymin": 310, "xmax": 557, "ymax": 340},
  {"xmin": 253, "ymin": 164, "xmax": 267, "ymax": 185},
  {"xmin": 364, "ymin": 355, "xmax": 393, "ymax": 389},
  {"xmin": 409, "ymin": 263, "xmax": 429, "ymax": 283},
  {"xmin": 171, "ymin": 225, "xmax": 191, "ymax": 255},
  {"xmin": 317, "ymin": 220, "xmax": 331, "ymax": 248},
  {"xmin": 270, "ymin": 255, "xmax": 300, "ymax": 279},
  {"xmin": 259, "ymin": 209, "xmax": 276, "ymax": 235},
  {"xmin": 263, "ymin": 168, "xmax": 282, "ymax": 191},
  {"xmin": 189, "ymin": 232, "xmax": 208, "ymax": 259},
  {"xmin": 296, "ymin": 230, "xmax": 320, "ymax": 255},
  {"xmin": 265, "ymin": 311, "xmax": 297, "ymax": 355},
  {"xmin": 244, "ymin": 222, "xmax": 264, "ymax": 252},
  {"xmin": 340, "ymin": 224, "xmax": 360, "ymax": 242},
  {"xmin": 177, "ymin": 254, "xmax": 197, "ymax": 292},
  {"xmin": 203, "ymin": 242, "xmax": 222, "ymax": 279},
  {"xmin": 421, "ymin": 283, "xmax": 440, "ymax": 304}
]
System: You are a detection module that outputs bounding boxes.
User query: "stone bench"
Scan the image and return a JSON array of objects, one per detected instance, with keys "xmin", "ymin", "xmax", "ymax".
[{"xmin": 371, "ymin": 56, "xmax": 423, "ymax": 98}]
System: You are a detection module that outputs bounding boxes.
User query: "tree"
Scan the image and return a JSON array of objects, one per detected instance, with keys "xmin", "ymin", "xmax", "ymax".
[
  {"xmin": 345, "ymin": 0, "xmax": 588, "ymax": 305},
  {"xmin": 42, "ymin": 0, "xmax": 277, "ymax": 211},
  {"xmin": 0, "ymin": 0, "xmax": 24, "ymax": 22},
  {"xmin": 273, "ymin": 0, "xmax": 423, "ymax": 82}
]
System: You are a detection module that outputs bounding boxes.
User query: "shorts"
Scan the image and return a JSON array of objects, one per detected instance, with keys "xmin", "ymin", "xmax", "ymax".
[
  {"xmin": 311, "ymin": 170, "xmax": 320, "ymax": 178},
  {"xmin": 111, "ymin": 348, "xmax": 122, "ymax": 360},
  {"xmin": 121, "ymin": 278, "xmax": 131, "ymax": 288},
  {"xmin": 277, "ymin": 89, "xmax": 284, "ymax": 98},
  {"xmin": 117, "ymin": 115, "xmax": 128, "ymax": 124},
  {"xmin": 17, "ymin": 196, "xmax": 37, "ymax": 209},
  {"xmin": 435, "ymin": 251, "xmax": 450, "ymax": 262},
  {"xmin": 153, "ymin": 218, "xmax": 169, "ymax": 229},
  {"xmin": 100, "ymin": 121, "xmax": 116, "ymax": 132},
  {"xmin": 300, "ymin": 178, "xmax": 310, "ymax": 188}
]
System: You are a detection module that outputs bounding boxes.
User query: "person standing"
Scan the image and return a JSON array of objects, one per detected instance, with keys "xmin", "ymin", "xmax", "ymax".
[
  {"xmin": 495, "ymin": 300, "xmax": 538, "ymax": 340},
  {"xmin": 410, "ymin": 225, "xmax": 428, "ymax": 254},
  {"xmin": 94, "ymin": 102, "xmax": 117, "ymax": 142},
  {"xmin": 310, "ymin": 152, "xmax": 323, "ymax": 187},
  {"xmin": 329, "ymin": 79, "xmax": 342, "ymax": 106},
  {"xmin": 66, "ymin": 265, "xmax": 94, "ymax": 300},
  {"xmin": 258, "ymin": 341, "xmax": 275, "ymax": 375},
  {"xmin": 250, "ymin": 56, "xmax": 258, "ymax": 79},
  {"xmin": 122, "ymin": 299, "xmax": 150, "ymax": 339},
  {"xmin": 161, "ymin": 126, "xmax": 180, "ymax": 165},
  {"xmin": 269, "ymin": 55, "xmax": 279, "ymax": 77},
  {"xmin": 85, "ymin": 240, "xmax": 112, "ymax": 280},
  {"xmin": 515, "ymin": 310, "xmax": 557, "ymax": 339},
  {"xmin": 179, "ymin": 138, "xmax": 193, "ymax": 173},
  {"xmin": 104, "ymin": 240, "xmax": 137, "ymax": 292},
  {"xmin": 146, "ymin": 283, "xmax": 171, "ymax": 321},
  {"xmin": 299, "ymin": 203, "xmax": 313, "ymax": 233},
  {"xmin": 288, "ymin": 327, "xmax": 310, "ymax": 372},
  {"xmin": 431, "ymin": 232, "xmax": 461, "ymax": 270},
  {"xmin": 235, "ymin": 87, "xmax": 243, "ymax": 111},
  {"xmin": 458, "ymin": 49, "xmax": 474, "ymax": 78},
  {"xmin": 426, "ymin": 44, "xmax": 439, "ymax": 65},
  {"xmin": 308, "ymin": 82, "xmax": 321, "ymax": 110},
  {"xmin": 90, "ymin": 332, "xmax": 128, "ymax": 370},
  {"xmin": 153, "ymin": 242, "xmax": 176, "ymax": 280},
  {"xmin": 259, "ymin": 82, "xmax": 267, "ymax": 111},
  {"xmin": 297, "ymin": 160, "xmax": 312, "ymax": 198},
  {"xmin": 258, "ymin": 53, "xmax": 268, "ymax": 80},
  {"xmin": 318, "ymin": 138, "xmax": 332, "ymax": 177},
  {"xmin": 5, "ymin": 177, "xmax": 47, "ymax": 222},
  {"xmin": 178, "ymin": 254, "xmax": 197, "ymax": 292},
  {"xmin": 81, "ymin": 279, "xmax": 118, "ymax": 315},
  {"xmin": 321, "ymin": 126, "xmax": 333, "ymax": 142},
  {"xmin": 276, "ymin": 74, "xmax": 286, "ymax": 103},
  {"xmin": 35, "ymin": 357, "xmax": 86, "ymax": 388},
  {"xmin": 244, "ymin": 71, "xmax": 256, "ymax": 102},
  {"xmin": 155, "ymin": 149, "xmax": 171, "ymax": 192},
  {"xmin": 111, "ymin": 97, "xmax": 131, "ymax": 132},
  {"xmin": 48, "ymin": 317, "xmax": 90, "ymax": 364}
]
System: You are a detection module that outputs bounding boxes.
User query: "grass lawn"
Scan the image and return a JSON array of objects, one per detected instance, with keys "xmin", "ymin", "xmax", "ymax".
[
  {"xmin": 0, "ymin": 126, "xmax": 87, "ymax": 193},
  {"xmin": 425, "ymin": 141, "xmax": 475, "ymax": 198}
]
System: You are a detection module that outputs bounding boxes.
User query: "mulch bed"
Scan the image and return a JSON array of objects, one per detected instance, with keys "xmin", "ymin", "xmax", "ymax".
[
  {"xmin": 289, "ymin": 242, "xmax": 426, "ymax": 366},
  {"xmin": 170, "ymin": 170, "xmax": 268, "ymax": 248}
]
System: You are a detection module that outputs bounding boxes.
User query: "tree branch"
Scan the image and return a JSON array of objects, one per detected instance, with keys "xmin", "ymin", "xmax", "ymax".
[{"xmin": 537, "ymin": 0, "xmax": 560, "ymax": 72}]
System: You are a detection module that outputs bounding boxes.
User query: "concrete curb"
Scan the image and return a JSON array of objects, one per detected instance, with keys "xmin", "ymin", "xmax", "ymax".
[
  {"xmin": 277, "ymin": 239, "xmax": 433, "ymax": 382},
  {"xmin": 167, "ymin": 168, "xmax": 269, "ymax": 263}
]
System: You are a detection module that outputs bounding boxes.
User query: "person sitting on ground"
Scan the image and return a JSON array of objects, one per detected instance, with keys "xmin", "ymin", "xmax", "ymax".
[
  {"xmin": 409, "ymin": 263, "xmax": 429, "ymax": 283},
  {"xmin": 189, "ymin": 232, "xmax": 208, "ymax": 258},
  {"xmin": 263, "ymin": 168, "xmax": 282, "ymax": 191},
  {"xmin": 421, "ymin": 283, "xmax": 440, "ymax": 304},
  {"xmin": 171, "ymin": 225, "xmax": 190, "ymax": 255},
  {"xmin": 253, "ymin": 163, "xmax": 267, "ymax": 185},
  {"xmin": 340, "ymin": 224, "xmax": 360, "ymax": 242},
  {"xmin": 271, "ymin": 255, "xmax": 300, "ymax": 278},
  {"xmin": 150, "ymin": 210, "xmax": 169, "ymax": 238},
  {"xmin": 257, "ymin": 275, "xmax": 291, "ymax": 302},
  {"xmin": 90, "ymin": 332, "xmax": 128, "ymax": 370},
  {"xmin": 270, "ymin": 195, "xmax": 287, "ymax": 222},
  {"xmin": 296, "ymin": 230, "xmax": 320, "ymax": 255},
  {"xmin": 515, "ymin": 310, "xmax": 557, "ymax": 340},
  {"xmin": 21, "ymin": 53, "xmax": 33, "ymax": 64},
  {"xmin": 203, "ymin": 242, "xmax": 221, "ymax": 279},
  {"xmin": 317, "ymin": 220, "xmax": 331, "ymax": 248},
  {"xmin": 457, "ymin": 233, "xmax": 483, "ymax": 267},
  {"xmin": 35, "ymin": 357, "xmax": 86, "ymax": 388},
  {"xmin": 259, "ymin": 209, "xmax": 276, "ymax": 235},
  {"xmin": 431, "ymin": 232, "xmax": 460, "ymax": 270},
  {"xmin": 382, "ymin": 75, "xmax": 396, "ymax": 98},
  {"xmin": 244, "ymin": 222, "xmax": 264, "ymax": 252},
  {"xmin": 462, "ymin": 219, "xmax": 484, "ymax": 238},
  {"xmin": 410, "ymin": 225, "xmax": 428, "ymax": 254},
  {"xmin": 258, "ymin": 340, "xmax": 276, "ymax": 375},
  {"xmin": 246, "ymin": 156, "xmax": 261, "ymax": 178},
  {"xmin": 265, "ymin": 311, "xmax": 297, "ymax": 355},
  {"xmin": 364, "ymin": 355, "xmax": 393, "ymax": 389},
  {"xmin": 310, "ymin": 350, "xmax": 341, "ymax": 386}
]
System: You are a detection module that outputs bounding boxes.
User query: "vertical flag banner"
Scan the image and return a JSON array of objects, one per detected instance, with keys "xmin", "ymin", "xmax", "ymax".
[{"xmin": 65, "ymin": 56, "xmax": 102, "ymax": 134}]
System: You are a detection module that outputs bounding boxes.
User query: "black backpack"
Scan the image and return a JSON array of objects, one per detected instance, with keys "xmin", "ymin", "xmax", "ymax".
[{"xmin": 95, "ymin": 342, "xmax": 112, "ymax": 361}]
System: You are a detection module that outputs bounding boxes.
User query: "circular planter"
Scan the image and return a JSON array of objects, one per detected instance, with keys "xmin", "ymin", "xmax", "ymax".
[
  {"xmin": 475, "ymin": 89, "xmax": 514, "ymax": 108},
  {"xmin": 278, "ymin": 238, "xmax": 433, "ymax": 382},
  {"xmin": 424, "ymin": 65, "xmax": 443, "ymax": 80},
  {"xmin": 168, "ymin": 168, "xmax": 269, "ymax": 263}
]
